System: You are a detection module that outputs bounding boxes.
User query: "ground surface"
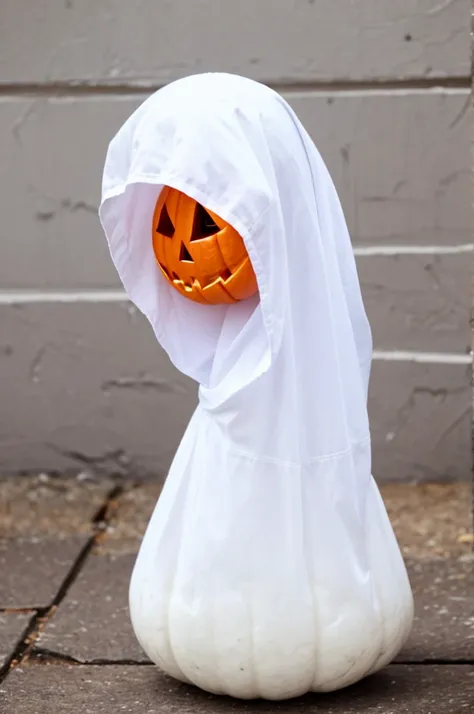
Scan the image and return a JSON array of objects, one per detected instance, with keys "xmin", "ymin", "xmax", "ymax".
[{"xmin": 0, "ymin": 474, "xmax": 473, "ymax": 713}]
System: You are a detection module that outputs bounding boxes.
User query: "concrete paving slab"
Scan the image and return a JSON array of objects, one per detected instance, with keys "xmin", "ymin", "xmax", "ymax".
[
  {"xmin": 36, "ymin": 553, "xmax": 473, "ymax": 664},
  {"xmin": 0, "ymin": 537, "xmax": 89, "ymax": 609},
  {"xmin": 400, "ymin": 559, "xmax": 474, "ymax": 662},
  {"xmin": 36, "ymin": 551, "xmax": 144, "ymax": 662},
  {"xmin": 1, "ymin": 663, "xmax": 473, "ymax": 713},
  {"xmin": 0, "ymin": 474, "xmax": 115, "ymax": 609},
  {"xmin": 0, "ymin": 613, "xmax": 32, "ymax": 669}
]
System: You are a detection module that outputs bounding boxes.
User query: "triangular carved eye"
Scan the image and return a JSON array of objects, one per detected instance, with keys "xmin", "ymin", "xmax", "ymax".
[
  {"xmin": 179, "ymin": 242, "xmax": 194, "ymax": 263},
  {"xmin": 157, "ymin": 203, "xmax": 175, "ymax": 238},
  {"xmin": 191, "ymin": 204, "xmax": 220, "ymax": 241}
]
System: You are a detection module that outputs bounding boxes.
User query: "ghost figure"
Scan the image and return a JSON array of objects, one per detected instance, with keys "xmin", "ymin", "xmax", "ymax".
[
  {"xmin": 152, "ymin": 185, "xmax": 259, "ymax": 304},
  {"xmin": 99, "ymin": 73, "xmax": 413, "ymax": 701}
]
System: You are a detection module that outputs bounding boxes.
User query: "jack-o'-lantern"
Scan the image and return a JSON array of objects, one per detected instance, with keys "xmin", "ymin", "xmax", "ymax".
[{"xmin": 152, "ymin": 187, "xmax": 258, "ymax": 304}]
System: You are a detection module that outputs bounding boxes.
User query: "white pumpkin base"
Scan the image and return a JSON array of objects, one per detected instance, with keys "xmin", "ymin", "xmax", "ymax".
[{"xmin": 129, "ymin": 453, "xmax": 413, "ymax": 701}]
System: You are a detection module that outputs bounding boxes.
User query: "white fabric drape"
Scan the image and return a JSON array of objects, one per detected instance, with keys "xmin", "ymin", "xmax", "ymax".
[{"xmin": 99, "ymin": 73, "xmax": 413, "ymax": 700}]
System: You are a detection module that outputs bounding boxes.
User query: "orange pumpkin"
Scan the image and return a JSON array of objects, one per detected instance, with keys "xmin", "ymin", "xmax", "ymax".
[{"xmin": 152, "ymin": 187, "xmax": 258, "ymax": 304}]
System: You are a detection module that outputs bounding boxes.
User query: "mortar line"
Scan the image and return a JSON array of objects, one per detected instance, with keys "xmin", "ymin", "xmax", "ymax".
[
  {"xmin": 353, "ymin": 244, "xmax": 474, "ymax": 256},
  {"xmin": 0, "ymin": 292, "xmax": 471, "ymax": 364},
  {"xmin": 0, "ymin": 291, "xmax": 129, "ymax": 304},
  {"xmin": 0, "ymin": 76, "xmax": 470, "ymax": 98},
  {"xmin": 372, "ymin": 351, "xmax": 472, "ymax": 365},
  {"xmin": 0, "ymin": 242, "xmax": 471, "ymax": 303}
]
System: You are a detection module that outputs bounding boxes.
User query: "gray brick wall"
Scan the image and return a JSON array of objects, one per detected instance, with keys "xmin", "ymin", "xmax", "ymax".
[{"xmin": 0, "ymin": 1, "xmax": 471, "ymax": 481}]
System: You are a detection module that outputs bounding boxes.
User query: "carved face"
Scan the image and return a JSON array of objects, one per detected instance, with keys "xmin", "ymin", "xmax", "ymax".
[{"xmin": 152, "ymin": 187, "xmax": 258, "ymax": 304}]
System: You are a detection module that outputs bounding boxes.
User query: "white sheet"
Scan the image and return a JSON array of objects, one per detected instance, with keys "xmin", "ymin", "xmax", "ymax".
[{"xmin": 99, "ymin": 73, "xmax": 413, "ymax": 700}]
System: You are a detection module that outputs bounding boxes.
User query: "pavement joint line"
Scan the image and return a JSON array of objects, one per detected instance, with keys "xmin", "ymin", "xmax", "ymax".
[
  {"xmin": 18, "ymin": 652, "xmax": 474, "ymax": 667},
  {"xmin": 0, "ymin": 611, "xmax": 41, "ymax": 682},
  {"xmin": 0, "ymin": 483, "xmax": 126, "ymax": 684},
  {"xmin": 29, "ymin": 649, "xmax": 154, "ymax": 666}
]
